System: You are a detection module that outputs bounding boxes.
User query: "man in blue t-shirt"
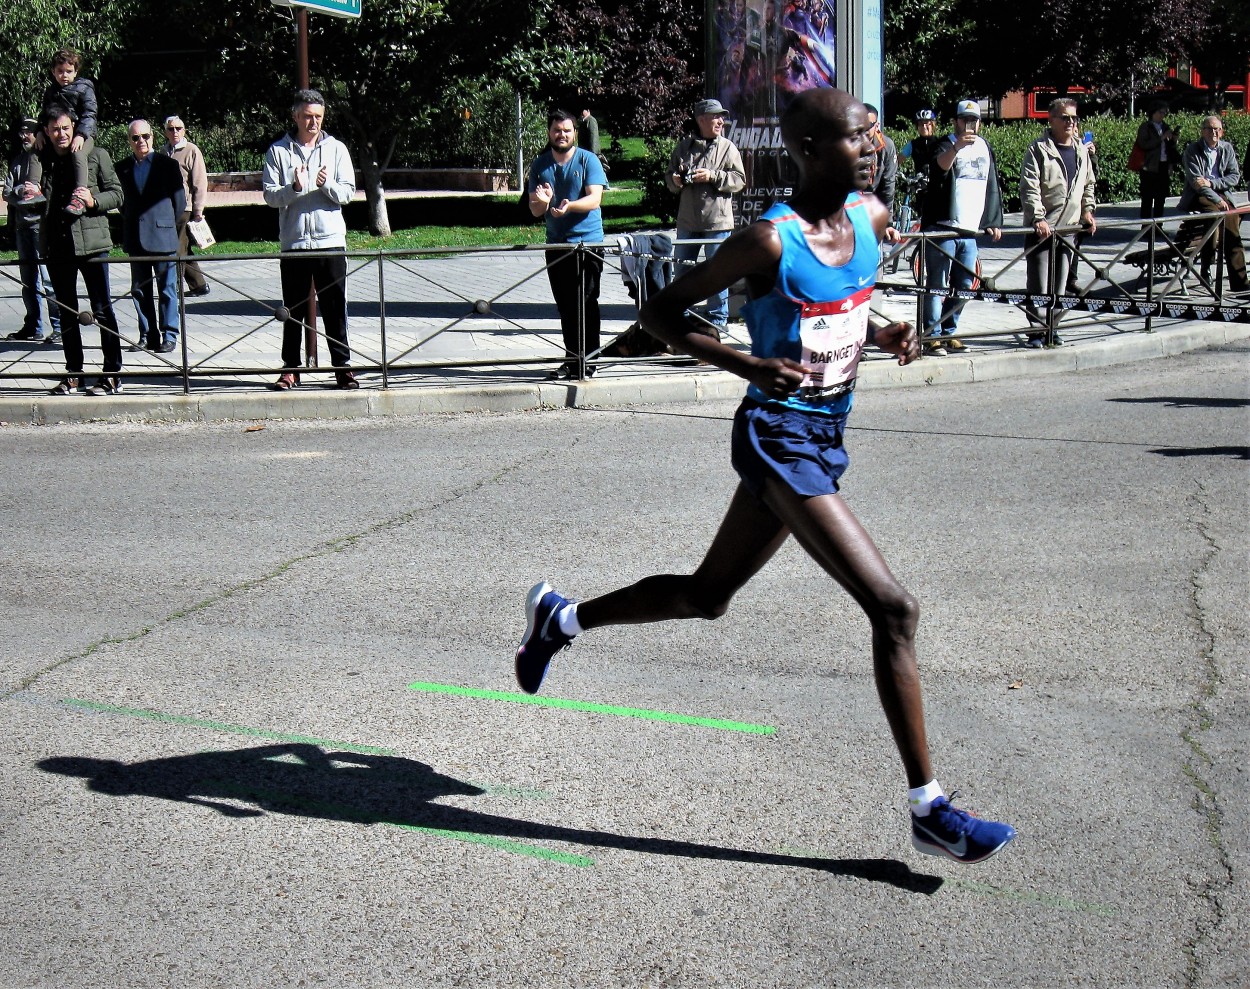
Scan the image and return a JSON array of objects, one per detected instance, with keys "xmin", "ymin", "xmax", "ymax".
[{"xmin": 527, "ymin": 109, "xmax": 609, "ymax": 379}]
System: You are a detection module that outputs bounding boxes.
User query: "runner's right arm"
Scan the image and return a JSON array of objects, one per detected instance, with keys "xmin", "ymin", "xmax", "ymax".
[{"xmin": 640, "ymin": 222, "xmax": 812, "ymax": 399}]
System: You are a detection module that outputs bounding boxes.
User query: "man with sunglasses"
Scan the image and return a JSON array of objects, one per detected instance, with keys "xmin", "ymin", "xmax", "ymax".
[
  {"xmin": 1019, "ymin": 97, "xmax": 1097, "ymax": 346},
  {"xmin": 862, "ymin": 103, "xmax": 897, "ymax": 213},
  {"xmin": 899, "ymin": 108, "xmax": 940, "ymax": 180},
  {"xmin": 1178, "ymin": 116, "xmax": 1247, "ymax": 295},
  {"xmin": 162, "ymin": 115, "xmax": 210, "ymax": 297},
  {"xmin": 117, "ymin": 118, "xmax": 186, "ymax": 354}
]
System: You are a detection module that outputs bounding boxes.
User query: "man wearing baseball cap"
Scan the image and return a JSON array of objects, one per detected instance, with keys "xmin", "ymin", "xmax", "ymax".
[
  {"xmin": 918, "ymin": 99, "xmax": 1003, "ymax": 354},
  {"xmin": 665, "ymin": 98, "xmax": 745, "ymax": 335},
  {"xmin": 3, "ymin": 118, "xmax": 61, "ymax": 343}
]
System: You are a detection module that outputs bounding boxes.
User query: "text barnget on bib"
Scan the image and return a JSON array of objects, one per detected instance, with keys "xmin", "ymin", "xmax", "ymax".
[{"xmin": 797, "ymin": 285, "xmax": 872, "ymax": 400}]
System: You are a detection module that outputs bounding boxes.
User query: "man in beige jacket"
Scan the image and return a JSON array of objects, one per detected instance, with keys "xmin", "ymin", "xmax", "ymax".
[
  {"xmin": 1019, "ymin": 97, "xmax": 1097, "ymax": 346},
  {"xmin": 666, "ymin": 98, "xmax": 746, "ymax": 333},
  {"xmin": 162, "ymin": 115, "xmax": 210, "ymax": 296}
]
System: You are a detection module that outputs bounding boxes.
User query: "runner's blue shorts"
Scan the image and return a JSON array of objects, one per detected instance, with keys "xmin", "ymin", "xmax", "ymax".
[{"xmin": 731, "ymin": 398, "xmax": 850, "ymax": 499}]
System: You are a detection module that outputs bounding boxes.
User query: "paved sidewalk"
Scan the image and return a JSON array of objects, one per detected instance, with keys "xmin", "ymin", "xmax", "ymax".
[{"xmin": 1, "ymin": 199, "xmax": 1246, "ymax": 424}]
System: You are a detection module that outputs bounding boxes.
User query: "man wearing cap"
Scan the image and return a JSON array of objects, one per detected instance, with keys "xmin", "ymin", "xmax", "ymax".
[
  {"xmin": 917, "ymin": 99, "xmax": 1003, "ymax": 355},
  {"xmin": 1019, "ymin": 97, "xmax": 1097, "ymax": 346},
  {"xmin": 161, "ymin": 115, "xmax": 210, "ymax": 296},
  {"xmin": 3, "ymin": 118, "xmax": 60, "ymax": 343},
  {"xmin": 899, "ymin": 108, "xmax": 940, "ymax": 179},
  {"xmin": 666, "ymin": 98, "xmax": 746, "ymax": 334}
]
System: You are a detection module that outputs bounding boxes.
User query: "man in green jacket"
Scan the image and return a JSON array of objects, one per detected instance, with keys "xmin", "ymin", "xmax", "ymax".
[{"xmin": 36, "ymin": 108, "xmax": 125, "ymax": 395}]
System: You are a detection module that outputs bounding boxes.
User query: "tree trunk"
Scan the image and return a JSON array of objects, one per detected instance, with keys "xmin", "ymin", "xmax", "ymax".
[{"xmin": 358, "ymin": 154, "xmax": 391, "ymax": 238}]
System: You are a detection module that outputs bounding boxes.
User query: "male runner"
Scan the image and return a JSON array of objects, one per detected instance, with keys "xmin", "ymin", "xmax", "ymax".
[{"xmin": 514, "ymin": 87, "xmax": 1015, "ymax": 865}]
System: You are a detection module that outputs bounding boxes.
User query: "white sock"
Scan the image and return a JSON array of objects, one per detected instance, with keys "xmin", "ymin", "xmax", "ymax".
[
  {"xmin": 908, "ymin": 779, "xmax": 944, "ymax": 817},
  {"xmin": 557, "ymin": 603, "xmax": 583, "ymax": 637}
]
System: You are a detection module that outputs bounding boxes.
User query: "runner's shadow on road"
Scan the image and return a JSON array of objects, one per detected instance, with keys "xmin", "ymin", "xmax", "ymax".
[
  {"xmin": 38, "ymin": 744, "xmax": 941, "ymax": 894},
  {"xmin": 1149, "ymin": 445, "xmax": 1250, "ymax": 459},
  {"xmin": 1108, "ymin": 396, "xmax": 1250, "ymax": 409}
]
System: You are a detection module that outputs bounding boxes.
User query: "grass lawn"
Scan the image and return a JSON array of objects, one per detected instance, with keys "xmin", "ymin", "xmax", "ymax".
[
  {"xmin": 202, "ymin": 182, "xmax": 665, "ymax": 255},
  {"xmin": 0, "ymin": 152, "xmax": 664, "ymax": 257}
]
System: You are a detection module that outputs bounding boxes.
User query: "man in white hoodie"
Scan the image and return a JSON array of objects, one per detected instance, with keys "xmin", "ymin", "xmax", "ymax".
[{"xmin": 262, "ymin": 89, "xmax": 358, "ymax": 390}]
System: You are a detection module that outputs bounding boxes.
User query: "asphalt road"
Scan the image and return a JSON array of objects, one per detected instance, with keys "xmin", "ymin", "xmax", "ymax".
[{"xmin": 2, "ymin": 341, "xmax": 1247, "ymax": 988}]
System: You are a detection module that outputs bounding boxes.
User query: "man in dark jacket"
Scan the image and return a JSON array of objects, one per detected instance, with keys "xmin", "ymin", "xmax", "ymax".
[
  {"xmin": 1178, "ymin": 116, "xmax": 1247, "ymax": 294},
  {"xmin": 1135, "ymin": 103, "xmax": 1177, "ymax": 219},
  {"xmin": 918, "ymin": 99, "xmax": 1003, "ymax": 354},
  {"xmin": 38, "ymin": 109, "xmax": 125, "ymax": 396},
  {"xmin": 117, "ymin": 118, "xmax": 186, "ymax": 353}
]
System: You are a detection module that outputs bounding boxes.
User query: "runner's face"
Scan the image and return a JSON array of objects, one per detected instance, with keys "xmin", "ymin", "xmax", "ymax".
[
  {"xmin": 548, "ymin": 119, "xmax": 576, "ymax": 152},
  {"xmin": 805, "ymin": 103, "xmax": 875, "ymax": 190}
]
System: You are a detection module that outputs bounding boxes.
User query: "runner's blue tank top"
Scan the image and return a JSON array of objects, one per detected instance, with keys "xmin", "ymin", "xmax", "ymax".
[{"xmin": 742, "ymin": 194, "xmax": 878, "ymax": 416}]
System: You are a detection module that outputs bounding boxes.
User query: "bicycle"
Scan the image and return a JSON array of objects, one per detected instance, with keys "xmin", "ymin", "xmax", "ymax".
[{"xmin": 880, "ymin": 171, "xmax": 926, "ymax": 282}]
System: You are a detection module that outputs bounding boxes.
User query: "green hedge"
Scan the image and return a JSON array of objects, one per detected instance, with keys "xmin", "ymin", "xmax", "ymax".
[{"xmin": 887, "ymin": 110, "xmax": 1250, "ymax": 213}]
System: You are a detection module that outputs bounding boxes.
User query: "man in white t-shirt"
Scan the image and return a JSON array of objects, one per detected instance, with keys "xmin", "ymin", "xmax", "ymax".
[{"xmin": 918, "ymin": 99, "xmax": 1003, "ymax": 355}]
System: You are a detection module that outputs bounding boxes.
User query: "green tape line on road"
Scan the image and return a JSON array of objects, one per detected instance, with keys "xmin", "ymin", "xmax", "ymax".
[
  {"xmin": 408, "ymin": 682, "xmax": 776, "ymax": 735},
  {"xmin": 946, "ymin": 878, "xmax": 1119, "ymax": 917},
  {"xmin": 62, "ymin": 699, "xmax": 397, "ymax": 756},
  {"xmin": 388, "ymin": 822, "xmax": 594, "ymax": 866}
]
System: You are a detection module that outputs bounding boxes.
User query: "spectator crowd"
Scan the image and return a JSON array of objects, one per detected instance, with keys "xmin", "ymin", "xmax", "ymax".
[{"xmin": 4, "ymin": 49, "xmax": 1249, "ymax": 392}]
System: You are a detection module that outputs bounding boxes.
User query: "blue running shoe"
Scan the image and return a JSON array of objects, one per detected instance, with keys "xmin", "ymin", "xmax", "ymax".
[
  {"xmin": 911, "ymin": 794, "xmax": 1016, "ymax": 864},
  {"xmin": 515, "ymin": 581, "xmax": 575, "ymax": 694}
]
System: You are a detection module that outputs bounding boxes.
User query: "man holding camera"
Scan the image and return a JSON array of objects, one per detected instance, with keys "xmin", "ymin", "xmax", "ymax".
[
  {"xmin": 666, "ymin": 98, "xmax": 745, "ymax": 335},
  {"xmin": 918, "ymin": 100, "xmax": 1003, "ymax": 355}
]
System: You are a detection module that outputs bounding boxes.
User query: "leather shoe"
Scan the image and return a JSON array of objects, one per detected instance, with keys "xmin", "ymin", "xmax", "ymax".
[
  {"xmin": 270, "ymin": 371, "xmax": 300, "ymax": 391},
  {"xmin": 335, "ymin": 369, "xmax": 360, "ymax": 390},
  {"xmin": 158, "ymin": 340, "xmax": 177, "ymax": 354},
  {"xmin": 86, "ymin": 376, "xmax": 121, "ymax": 395},
  {"xmin": 48, "ymin": 377, "xmax": 79, "ymax": 396},
  {"xmin": 187, "ymin": 285, "xmax": 211, "ymax": 297}
]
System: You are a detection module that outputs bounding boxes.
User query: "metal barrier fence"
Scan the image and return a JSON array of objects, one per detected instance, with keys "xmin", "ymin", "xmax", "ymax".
[
  {"xmin": 874, "ymin": 205, "xmax": 1250, "ymax": 347},
  {"xmin": 1, "ymin": 208, "xmax": 1247, "ymax": 393}
]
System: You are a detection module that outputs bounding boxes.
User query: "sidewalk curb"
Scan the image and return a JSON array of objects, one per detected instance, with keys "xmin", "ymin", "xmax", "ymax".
[{"xmin": 3, "ymin": 321, "xmax": 1247, "ymax": 426}]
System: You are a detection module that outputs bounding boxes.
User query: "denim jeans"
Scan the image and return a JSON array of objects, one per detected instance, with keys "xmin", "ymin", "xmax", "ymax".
[
  {"xmin": 14, "ymin": 222, "xmax": 59, "ymax": 338},
  {"xmin": 675, "ymin": 228, "xmax": 732, "ymax": 326},
  {"xmin": 130, "ymin": 256, "xmax": 180, "ymax": 347},
  {"xmin": 923, "ymin": 234, "xmax": 978, "ymax": 336}
]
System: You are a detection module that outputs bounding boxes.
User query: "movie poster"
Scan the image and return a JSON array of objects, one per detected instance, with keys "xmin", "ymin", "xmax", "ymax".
[{"xmin": 710, "ymin": 0, "xmax": 837, "ymax": 224}]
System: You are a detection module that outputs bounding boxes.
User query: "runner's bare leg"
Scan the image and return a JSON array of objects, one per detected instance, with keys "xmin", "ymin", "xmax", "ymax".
[
  {"xmin": 758, "ymin": 477, "xmax": 933, "ymax": 788},
  {"xmin": 577, "ymin": 483, "xmax": 790, "ymax": 626}
]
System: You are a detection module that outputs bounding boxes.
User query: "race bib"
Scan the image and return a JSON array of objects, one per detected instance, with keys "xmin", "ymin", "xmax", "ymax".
[{"xmin": 797, "ymin": 286, "xmax": 872, "ymax": 399}]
